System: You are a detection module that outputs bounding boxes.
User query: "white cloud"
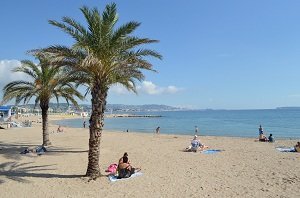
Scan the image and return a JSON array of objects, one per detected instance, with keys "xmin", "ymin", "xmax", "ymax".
[
  {"xmin": 0, "ymin": 60, "xmax": 28, "ymax": 103},
  {"xmin": 109, "ymin": 84, "xmax": 131, "ymax": 95},
  {"xmin": 109, "ymin": 81, "xmax": 182, "ymax": 95},
  {"xmin": 0, "ymin": 60, "xmax": 26, "ymax": 90},
  {"xmin": 137, "ymin": 81, "xmax": 181, "ymax": 95}
]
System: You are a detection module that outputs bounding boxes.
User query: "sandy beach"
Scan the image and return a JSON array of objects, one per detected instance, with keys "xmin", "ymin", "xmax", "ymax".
[{"xmin": 0, "ymin": 116, "xmax": 299, "ymax": 198}]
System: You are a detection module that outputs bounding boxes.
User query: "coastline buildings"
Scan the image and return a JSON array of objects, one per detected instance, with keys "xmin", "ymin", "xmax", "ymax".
[
  {"xmin": 1, "ymin": 103, "xmax": 181, "ymax": 120},
  {"xmin": 0, "ymin": 106, "xmax": 12, "ymax": 122}
]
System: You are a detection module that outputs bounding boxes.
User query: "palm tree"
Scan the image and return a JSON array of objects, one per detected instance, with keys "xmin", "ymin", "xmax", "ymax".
[
  {"xmin": 2, "ymin": 53, "xmax": 84, "ymax": 146},
  {"xmin": 45, "ymin": 3, "xmax": 162, "ymax": 179}
]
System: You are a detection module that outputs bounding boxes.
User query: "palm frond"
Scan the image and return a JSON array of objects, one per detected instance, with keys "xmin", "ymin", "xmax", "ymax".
[
  {"xmin": 45, "ymin": 3, "xmax": 162, "ymax": 99},
  {"xmin": 111, "ymin": 21, "xmax": 140, "ymax": 45}
]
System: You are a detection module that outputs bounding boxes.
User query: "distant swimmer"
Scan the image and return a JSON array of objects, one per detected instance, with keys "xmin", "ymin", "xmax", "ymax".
[{"xmin": 294, "ymin": 142, "xmax": 300, "ymax": 152}]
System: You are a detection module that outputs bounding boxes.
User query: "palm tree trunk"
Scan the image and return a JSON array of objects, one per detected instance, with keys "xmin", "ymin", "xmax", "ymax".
[
  {"xmin": 86, "ymin": 84, "xmax": 107, "ymax": 179},
  {"xmin": 41, "ymin": 102, "xmax": 51, "ymax": 146}
]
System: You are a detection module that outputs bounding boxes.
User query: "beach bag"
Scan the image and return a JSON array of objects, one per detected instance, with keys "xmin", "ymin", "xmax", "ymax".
[{"xmin": 106, "ymin": 163, "xmax": 118, "ymax": 174}]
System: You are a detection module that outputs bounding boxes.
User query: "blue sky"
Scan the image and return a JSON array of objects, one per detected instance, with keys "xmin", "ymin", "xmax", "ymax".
[{"xmin": 1, "ymin": 0, "xmax": 300, "ymax": 109}]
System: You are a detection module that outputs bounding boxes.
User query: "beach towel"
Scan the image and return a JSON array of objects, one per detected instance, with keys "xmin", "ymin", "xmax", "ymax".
[
  {"xmin": 276, "ymin": 147, "xmax": 296, "ymax": 152},
  {"xmin": 108, "ymin": 172, "xmax": 143, "ymax": 182},
  {"xmin": 202, "ymin": 149, "xmax": 222, "ymax": 154}
]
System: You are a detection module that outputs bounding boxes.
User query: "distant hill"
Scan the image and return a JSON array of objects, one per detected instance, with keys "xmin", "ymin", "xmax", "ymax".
[
  {"xmin": 276, "ymin": 107, "xmax": 300, "ymax": 110},
  {"xmin": 106, "ymin": 104, "xmax": 182, "ymax": 112},
  {"xmin": 16, "ymin": 103, "xmax": 183, "ymax": 112}
]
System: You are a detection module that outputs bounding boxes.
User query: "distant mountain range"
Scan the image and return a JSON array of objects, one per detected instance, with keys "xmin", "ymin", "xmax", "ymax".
[
  {"xmin": 11, "ymin": 103, "xmax": 300, "ymax": 112},
  {"xmin": 106, "ymin": 104, "xmax": 182, "ymax": 111},
  {"xmin": 276, "ymin": 107, "xmax": 300, "ymax": 110},
  {"xmin": 16, "ymin": 103, "xmax": 184, "ymax": 112}
]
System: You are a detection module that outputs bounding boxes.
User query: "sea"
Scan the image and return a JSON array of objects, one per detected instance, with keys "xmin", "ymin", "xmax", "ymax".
[{"xmin": 54, "ymin": 109, "xmax": 300, "ymax": 139}]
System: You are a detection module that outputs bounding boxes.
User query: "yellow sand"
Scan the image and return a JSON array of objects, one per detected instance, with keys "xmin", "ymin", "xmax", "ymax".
[{"xmin": 0, "ymin": 116, "xmax": 299, "ymax": 198}]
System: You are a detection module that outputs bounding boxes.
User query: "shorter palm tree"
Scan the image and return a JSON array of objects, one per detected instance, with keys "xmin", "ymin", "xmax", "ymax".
[{"xmin": 2, "ymin": 53, "xmax": 84, "ymax": 146}]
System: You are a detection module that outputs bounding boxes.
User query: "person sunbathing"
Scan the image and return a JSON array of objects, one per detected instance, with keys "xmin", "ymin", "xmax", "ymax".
[
  {"xmin": 185, "ymin": 135, "xmax": 208, "ymax": 152},
  {"xmin": 295, "ymin": 142, "xmax": 300, "ymax": 152},
  {"xmin": 20, "ymin": 146, "xmax": 47, "ymax": 155},
  {"xmin": 119, "ymin": 152, "xmax": 130, "ymax": 164},
  {"xmin": 117, "ymin": 156, "xmax": 140, "ymax": 179}
]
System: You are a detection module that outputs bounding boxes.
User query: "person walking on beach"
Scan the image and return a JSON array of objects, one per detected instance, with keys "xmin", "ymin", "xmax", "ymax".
[
  {"xmin": 57, "ymin": 125, "xmax": 64, "ymax": 133},
  {"xmin": 83, "ymin": 121, "xmax": 86, "ymax": 128},
  {"xmin": 194, "ymin": 126, "xmax": 199, "ymax": 135},
  {"xmin": 156, "ymin": 126, "xmax": 160, "ymax": 134}
]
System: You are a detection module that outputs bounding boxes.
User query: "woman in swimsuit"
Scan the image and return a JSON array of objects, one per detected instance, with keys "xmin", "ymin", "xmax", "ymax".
[{"xmin": 117, "ymin": 155, "xmax": 141, "ymax": 178}]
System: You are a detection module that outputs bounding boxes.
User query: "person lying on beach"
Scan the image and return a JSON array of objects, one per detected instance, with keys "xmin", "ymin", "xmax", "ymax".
[
  {"xmin": 117, "ymin": 156, "xmax": 141, "ymax": 179},
  {"xmin": 20, "ymin": 146, "xmax": 47, "ymax": 155},
  {"xmin": 295, "ymin": 142, "xmax": 300, "ymax": 152},
  {"xmin": 185, "ymin": 135, "xmax": 208, "ymax": 152}
]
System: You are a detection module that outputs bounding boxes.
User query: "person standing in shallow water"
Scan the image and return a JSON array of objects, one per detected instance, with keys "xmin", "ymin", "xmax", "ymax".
[
  {"xmin": 259, "ymin": 125, "xmax": 263, "ymax": 135},
  {"xmin": 83, "ymin": 121, "xmax": 86, "ymax": 128},
  {"xmin": 195, "ymin": 126, "xmax": 199, "ymax": 135},
  {"xmin": 156, "ymin": 126, "xmax": 160, "ymax": 134}
]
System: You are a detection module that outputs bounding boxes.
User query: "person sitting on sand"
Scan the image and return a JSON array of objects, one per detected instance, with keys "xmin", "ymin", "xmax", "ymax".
[
  {"xmin": 294, "ymin": 142, "xmax": 300, "ymax": 152},
  {"xmin": 119, "ymin": 152, "xmax": 130, "ymax": 164},
  {"xmin": 268, "ymin": 134, "xmax": 275, "ymax": 143},
  {"xmin": 186, "ymin": 135, "xmax": 208, "ymax": 152},
  {"xmin": 57, "ymin": 125, "xmax": 64, "ymax": 133},
  {"xmin": 258, "ymin": 131, "xmax": 267, "ymax": 142},
  {"xmin": 117, "ymin": 156, "xmax": 140, "ymax": 179}
]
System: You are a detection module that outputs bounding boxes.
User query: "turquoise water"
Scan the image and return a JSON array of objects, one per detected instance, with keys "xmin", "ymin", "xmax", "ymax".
[{"xmin": 55, "ymin": 109, "xmax": 300, "ymax": 138}]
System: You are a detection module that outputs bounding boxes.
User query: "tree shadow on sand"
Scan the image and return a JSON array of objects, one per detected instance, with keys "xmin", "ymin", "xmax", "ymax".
[
  {"xmin": 0, "ymin": 141, "xmax": 38, "ymax": 160},
  {"xmin": 46, "ymin": 147, "xmax": 88, "ymax": 154},
  {"xmin": 0, "ymin": 141, "xmax": 88, "ymax": 159},
  {"xmin": 0, "ymin": 161, "xmax": 83, "ymax": 184}
]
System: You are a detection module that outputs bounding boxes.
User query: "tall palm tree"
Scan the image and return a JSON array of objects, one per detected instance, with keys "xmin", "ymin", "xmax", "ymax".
[
  {"xmin": 2, "ymin": 53, "xmax": 84, "ymax": 146},
  {"xmin": 45, "ymin": 3, "xmax": 162, "ymax": 179}
]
